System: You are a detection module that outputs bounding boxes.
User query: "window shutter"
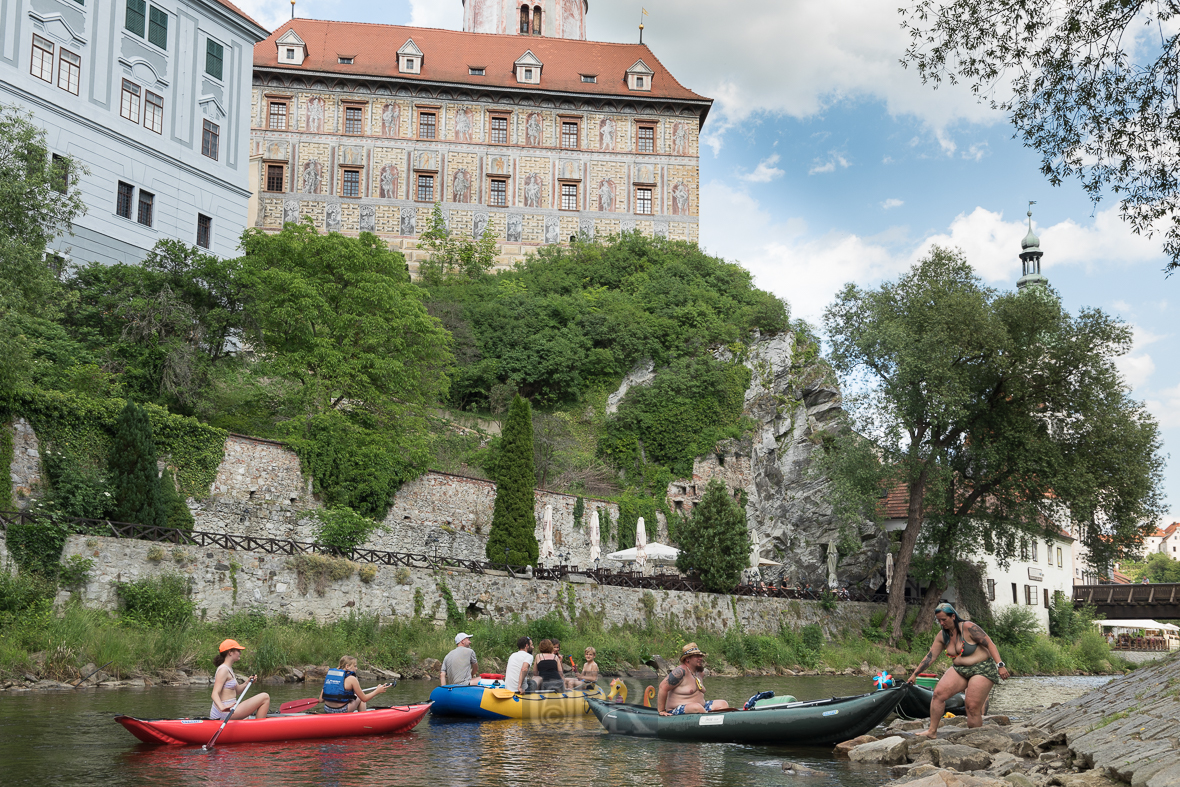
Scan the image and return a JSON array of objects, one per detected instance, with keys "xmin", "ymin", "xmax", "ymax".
[
  {"xmin": 148, "ymin": 6, "xmax": 168, "ymax": 49},
  {"xmin": 125, "ymin": 0, "xmax": 146, "ymax": 36},
  {"xmin": 206, "ymin": 39, "xmax": 224, "ymax": 80}
]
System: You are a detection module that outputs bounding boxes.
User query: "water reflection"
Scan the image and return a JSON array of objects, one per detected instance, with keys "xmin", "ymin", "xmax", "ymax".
[{"xmin": 0, "ymin": 674, "xmax": 1107, "ymax": 787}]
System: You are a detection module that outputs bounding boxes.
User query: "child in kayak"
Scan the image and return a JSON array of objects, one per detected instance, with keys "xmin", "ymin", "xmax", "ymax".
[
  {"xmin": 210, "ymin": 639, "xmax": 271, "ymax": 720},
  {"xmin": 576, "ymin": 647, "xmax": 600, "ymax": 688},
  {"xmin": 320, "ymin": 655, "xmax": 389, "ymax": 713}
]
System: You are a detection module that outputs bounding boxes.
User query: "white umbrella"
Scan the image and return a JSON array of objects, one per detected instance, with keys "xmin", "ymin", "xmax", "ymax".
[
  {"xmin": 607, "ymin": 542, "xmax": 680, "ymax": 565},
  {"xmin": 540, "ymin": 504, "xmax": 555, "ymax": 562},
  {"xmin": 635, "ymin": 516, "xmax": 648, "ymax": 567},
  {"xmin": 885, "ymin": 552, "xmax": 895, "ymax": 593},
  {"xmin": 588, "ymin": 510, "xmax": 601, "ymax": 564}
]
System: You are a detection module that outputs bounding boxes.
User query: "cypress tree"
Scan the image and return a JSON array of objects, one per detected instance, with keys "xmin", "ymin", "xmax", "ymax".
[
  {"xmin": 675, "ymin": 478, "xmax": 751, "ymax": 592},
  {"xmin": 109, "ymin": 400, "xmax": 166, "ymax": 528},
  {"xmin": 160, "ymin": 468, "xmax": 194, "ymax": 531},
  {"xmin": 486, "ymin": 395, "xmax": 538, "ymax": 566}
]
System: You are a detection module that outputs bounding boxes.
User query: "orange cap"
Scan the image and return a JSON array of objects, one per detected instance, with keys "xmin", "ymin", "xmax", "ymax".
[{"xmin": 218, "ymin": 639, "xmax": 246, "ymax": 653}]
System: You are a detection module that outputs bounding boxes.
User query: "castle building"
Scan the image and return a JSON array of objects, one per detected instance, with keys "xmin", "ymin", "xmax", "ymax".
[
  {"xmin": 248, "ymin": 3, "xmax": 711, "ymax": 270},
  {"xmin": 0, "ymin": 0, "xmax": 268, "ymax": 265}
]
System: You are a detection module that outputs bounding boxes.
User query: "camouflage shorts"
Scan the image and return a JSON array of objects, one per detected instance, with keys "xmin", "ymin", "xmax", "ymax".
[{"xmin": 953, "ymin": 658, "xmax": 1001, "ymax": 684}]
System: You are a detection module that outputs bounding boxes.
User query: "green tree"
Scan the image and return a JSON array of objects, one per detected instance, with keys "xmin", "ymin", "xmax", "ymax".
[
  {"xmin": 1122, "ymin": 552, "xmax": 1180, "ymax": 584},
  {"xmin": 239, "ymin": 220, "xmax": 452, "ymax": 415},
  {"xmin": 0, "ymin": 104, "xmax": 86, "ymax": 399},
  {"xmin": 675, "ymin": 478, "xmax": 751, "ymax": 592},
  {"xmin": 417, "ymin": 202, "xmax": 497, "ymax": 284},
  {"xmin": 109, "ymin": 400, "xmax": 166, "ymax": 527},
  {"xmin": 823, "ymin": 248, "xmax": 1165, "ymax": 641},
  {"xmin": 159, "ymin": 468, "xmax": 194, "ymax": 530},
  {"xmin": 901, "ymin": 0, "xmax": 1180, "ymax": 270},
  {"xmin": 486, "ymin": 395, "xmax": 539, "ymax": 566}
]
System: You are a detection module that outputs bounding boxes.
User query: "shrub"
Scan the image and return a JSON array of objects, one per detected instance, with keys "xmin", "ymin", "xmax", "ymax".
[
  {"xmin": 0, "ymin": 568, "xmax": 56, "ymax": 614},
  {"xmin": 288, "ymin": 554, "xmax": 356, "ymax": 596},
  {"xmin": 58, "ymin": 554, "xmax": 93, "ymax": 589},
  {"xmin": 394, "ymin": 566, "xmax": 412, "ymax": 585},
  {"xmin": 159, "ymin": 469, "xmax": 194, "ymax": 530},
  {"xmin": 526, "ymin": 613, "xmax": 571, "ymax": 644},
  {"xmin": 801, "ymin": 624, "xmax": 825, "ymax": 651},
  {"xmin": 358, "ymin": 565, "xmax": 377, "ymax": 584},
  {"xmin": 992, "ymin": 605, "xmax": 1041, "ymax": 647},
  {"xmin": 115, "ymin": 573, "xmax": 195, "ymax": 627},
  {"xmin": 1072, "ymin": 630, "xmax": 1112, "ymax": 672},
  {"xmin": 486, "ymin": 395, "xmax": 538, "ymax": 566},
  {"xmin": 41, "ymin": 451, "xmax": 112, "ymax": 520},
  {"xmin": 5, "ymin": 517, "xmax": 71, "ymax": 574},
  {"xmin": 146, "ymin": 545, "xmax": 165, "ymax": 562},
  {"xmin": 313, "ymin": 507, "xmax": 383, "ymax": 554},
  {"xmin": 674, "ymin": 478, "xmax": 751, "ymax": 592},
  {"xmin": 109, "ymin": 400, "xmax": 165, "ymax": 528}
]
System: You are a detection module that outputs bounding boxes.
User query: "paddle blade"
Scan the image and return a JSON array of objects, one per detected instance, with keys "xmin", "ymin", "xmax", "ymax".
[
  {"xmin": 279, "ymin": 697, "xmax": 321, "ymax": 714},
  {"xmin": 488, "ymin": 688, "xmax": 516, "ymax": 699}
]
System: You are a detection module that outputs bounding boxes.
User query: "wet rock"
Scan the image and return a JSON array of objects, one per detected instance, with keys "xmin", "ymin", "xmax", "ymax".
[
  {"xmin": 833, "ymin": 734, "xmax": 879, "ymax": 759},
  {"xmin": 894, "ymin": 765, "xmax": 951, "ymax": 784},
  {"xmin": 934, "ymin": 745, "xmax": 993, "ymax": 771},
  {"xmin": 157, "ymin": 669, "xmax": 189, "ymax": 685},
  {"xmin": 261, "ymin": 675, "xmax": 285, "ymax": 686},
  {"xmin": 781, "ymin": 761, "xmax": 823, "ymax": 776},
  {"xmin": 902, "ymin": 769, "xmax": 1011, "ymax": 787},
  {"xmin": 1006, "ymin": 775, "xmax": 1038, "ymax": 787},
  {"xmin": 949, "ymin": 728, "xmax": 1016, "ymax": 754},
  {"xmin": 303, "ymin": 666, "xmax": 329, "ymax": 684},
  {"xmin": 988, "ymin": 752, "xmax": 1021, "ymax": 776},
  {"xmin": 1013, "ymin": 742, "xmax": 1039, "ymax": 759},
  {"xmin": 849, "ymin": 736, "xmax": 911, "ymax": 765}
]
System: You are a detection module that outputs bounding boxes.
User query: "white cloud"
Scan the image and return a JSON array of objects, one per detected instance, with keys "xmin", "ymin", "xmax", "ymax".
[
  {"xmin": 701, "ymin": 186, "xmax": 1170, "ymax": 323},
  {"xmin": 579, "ymin": 0, "xmax": 999, "ymax": 151},
  {"xmin": 1146, "ymin": 384, "xmax": 1180, "ymax": 428},
  {"xmin": 809, "ymin": 151, "xmax": 850, "ymax": 175},
  {"xmin": 408, "ymin": 0, "xmax": 460, "ymax": 28},
  {"xmin": 740, "ymin": 154, "xmax": 785, "ymax": 183},
  {"xmin": 881, "ymin": 198, "xmax": 904, "ymax": 210}
]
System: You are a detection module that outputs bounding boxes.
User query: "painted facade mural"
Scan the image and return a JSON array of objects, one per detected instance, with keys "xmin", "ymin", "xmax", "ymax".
[
  {"xmin": 599, "ymin": 116, "xmax": 616, "ymax": 151},
  {"xmin": 454, "ymin": 107, "xmax": 474, "ymax": 142},
  {"xmin": 400, "ymin": 206, "xmax": 416, "ymax": 235},
  {"xmin": 359, "ymin": 205, "xmax": 376, "ymax": 232},
  {"xmin": 340, "ymin": 146, "xmax": 364, "ymax": 166},
  {"xmin": 378, "ymin": 164, "xmax": 399, "ymax": 199},
  {"xmin": 597, "ymin": 178, "xmax": 615, "ymax": 212},
  {"xmin": 560, "ymin": 159, "xmax": 580, "ymax": 180},
  {"xmin": 453, "ymin": 168, "xmax": 472, "ymax": 203},
  {"xmin": 381, "ymin": 103, "xmax": 400, "ymax": 137},
  {"xmin": 523, "ymin": 173, "xmax": 542, "ymax": 208},
  {"xmin": 526, "ymin": 112, "xmax": 542, "ymax": 146},
  {"xmin": 488, "ymin": 156, "xmax": 509, "ymax": 175},
  {"xmin": 672, "ymin": 122, "xmax": 688, "ymax": 156},
  {"xmin": 545, "ymin": 215, "xmax": 560, "ymax": 244},
  {"xmin": 283, "ymin": 200, "xmax": 299, "ymax": 223},
  {"xmin": 473, "ymin": 211, "xmax": 488, "ymax": 239},
  {"xmin": 302, "ymin": 160, "xmax": 323, "ymax": 194},
  {"xmin": 306, "ymin": 97, "xmax": 325, "ymax": 133},
  {"xmin": 671, "ymin": 180, "xmax": 690, "ymax": 215},
  {"xmin": 507, "ymin": 213, "xmax": 523, "ymax": 242},
  {"xmin": 325, "ymin": 201, "xmax": 342, "ymax": 230}
]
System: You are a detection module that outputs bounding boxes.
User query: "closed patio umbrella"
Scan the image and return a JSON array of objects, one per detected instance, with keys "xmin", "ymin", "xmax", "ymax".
[
  {"xmin": 540, "ymin": 504, "xmax": 555, "ymax": 562},
  {"xmin": 588, "ymin": 510, "xmax": 600, "ymax": 564},
  {"xmin": 635, "ymin": 517, "xmax": 648, "ymax": 567}
]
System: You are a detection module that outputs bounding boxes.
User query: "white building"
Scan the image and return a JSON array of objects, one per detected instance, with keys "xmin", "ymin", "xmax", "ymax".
[
  {"xmin": 973, "ymin": 532, "xmax": 1075, "ymax": 632},
  {"xmin": 0, "ymin": 0, "xmax": 268, "ymax": 265}
]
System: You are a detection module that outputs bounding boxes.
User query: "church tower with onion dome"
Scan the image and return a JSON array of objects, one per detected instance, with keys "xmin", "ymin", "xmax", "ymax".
[
  {"xmin": 463, "ymin": 0, "xmax": 588, "ymax": 40},
  {"xmin": 1017, "ymin": 202, "xmax": 1049, "ymax": 290}
]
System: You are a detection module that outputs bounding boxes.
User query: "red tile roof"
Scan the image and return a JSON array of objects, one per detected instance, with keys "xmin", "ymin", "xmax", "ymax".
[
  {"xmin": 254, "ymin": 19, "xmax": 711, "ymax": 110},
  {"xmin": 1149, "ymin": 522, "xmax": 1180, "ymax": 538},
  {"xmin": 1110, "ymin": 569, "xmax": 1133, "ymax": 584}
]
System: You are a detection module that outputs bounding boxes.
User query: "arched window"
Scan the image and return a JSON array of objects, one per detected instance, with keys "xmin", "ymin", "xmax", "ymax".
[
  {"xmin": 520, "ymin": 5, "xmax": 530, "ymax": 34},
  {"xmin": 533, "ymin": 5, "xmax": 542, "ymax": 34}
]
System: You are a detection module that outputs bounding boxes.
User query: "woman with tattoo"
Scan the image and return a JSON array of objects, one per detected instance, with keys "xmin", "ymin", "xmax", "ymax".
[{"xmin": 906, "ymin": 602, "xmax": 1010, "ymax": 736}]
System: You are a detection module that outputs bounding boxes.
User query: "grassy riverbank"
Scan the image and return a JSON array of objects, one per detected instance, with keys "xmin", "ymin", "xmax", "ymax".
[{"xmin": 0, "ymin": 591, "xmax": 1131, "ymax": 684}]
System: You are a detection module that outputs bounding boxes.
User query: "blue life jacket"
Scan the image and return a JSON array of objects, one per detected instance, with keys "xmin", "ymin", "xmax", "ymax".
[{"xmin": 322, "ymin": 669, "xmax": 357, "ymax": 703}]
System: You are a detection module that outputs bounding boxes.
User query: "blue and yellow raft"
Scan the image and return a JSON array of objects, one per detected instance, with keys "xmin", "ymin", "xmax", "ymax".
[{"xmin": 429, "ymin": 677, "xmax": 606, "ymax": 720}]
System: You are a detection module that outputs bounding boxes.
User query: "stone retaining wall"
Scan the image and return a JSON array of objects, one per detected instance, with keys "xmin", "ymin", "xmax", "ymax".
[{"xmin": 58, "ymin": 534, "xmax": 880, "ymax": 637}]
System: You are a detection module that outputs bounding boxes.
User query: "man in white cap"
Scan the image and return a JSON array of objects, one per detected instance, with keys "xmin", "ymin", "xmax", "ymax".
[{"xmin": 440, "ymin": 632, "xmax": 480, "ymax": 685}]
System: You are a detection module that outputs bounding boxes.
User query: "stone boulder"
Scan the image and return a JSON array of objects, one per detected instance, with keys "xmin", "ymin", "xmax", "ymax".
[
  {"xmin": 987, "ymin": 752, "xmax": 1020, "ymax": 777},
  {"xmin": 949, "ymin": 728, "xmax": 1015, "ymax": 754},
  {"xmin": 848, "ymin": 736, "xmax": 911, "ymax": 765},
  {"xmin": 833, "ymin": 734, "xmax": 879, "ymax": 759},
  {"xmin": 421, "ymin": 658, "xmax": 441, "ymax": 674},
  {"xmin": 933, "ymin": 745, "xmax": 993, "ymax": 771},
  {"xmin": 904, "ymin": 769, "xmax": 1011, "ymax": 787}
]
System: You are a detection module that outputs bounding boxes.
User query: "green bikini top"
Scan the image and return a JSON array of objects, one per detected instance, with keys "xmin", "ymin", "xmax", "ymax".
[{"xmin": 942, "ymin": 626, "xmax": 978, "ymax": 656}]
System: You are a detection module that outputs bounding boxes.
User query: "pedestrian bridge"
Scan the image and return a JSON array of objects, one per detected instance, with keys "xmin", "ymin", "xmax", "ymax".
[{"xmin": 1072, "ymin": 583, "xmax": 1180, "ymax": 619}]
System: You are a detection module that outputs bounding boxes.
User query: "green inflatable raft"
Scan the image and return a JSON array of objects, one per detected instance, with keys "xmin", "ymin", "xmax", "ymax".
[{"xmin": 587, "ymin": 684, "xmax": 911, "ymax": 745}]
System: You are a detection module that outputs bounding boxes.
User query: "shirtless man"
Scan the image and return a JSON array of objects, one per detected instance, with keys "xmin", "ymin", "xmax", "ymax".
[{"xmin": 657, "ymin": 643, "xmax": 731, "ymax": 716}]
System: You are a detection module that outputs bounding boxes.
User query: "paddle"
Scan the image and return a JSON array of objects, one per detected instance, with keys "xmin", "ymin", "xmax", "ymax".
[
  {"xmin": 278, "ymin": 682, "xmax": 396, "ymax": 714},
  {"xmin": 203, "ymin": 677, "xmax": 254, "ymax": 751},
  {"xmin": 73, "ymin": 660, "xmax": 113, "ymax": 688}
]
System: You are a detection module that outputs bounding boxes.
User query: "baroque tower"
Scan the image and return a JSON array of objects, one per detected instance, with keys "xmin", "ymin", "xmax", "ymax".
[
  {"xmin": 463, "ymin": 0, "xmax": 588, "ymax": 40},
  {"xmin": 1017, "ymin": 202, "xmax": 1048, "ymax": 290}
]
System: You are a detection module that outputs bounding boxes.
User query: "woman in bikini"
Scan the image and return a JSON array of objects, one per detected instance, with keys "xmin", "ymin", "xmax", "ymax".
[
  {"xmin": 906, "ymin": 603, "xmax": 1010, "ymax": 736},
  {"xmin": 210, "ymin": 639, "xmax": 271, "ymax": 721}
]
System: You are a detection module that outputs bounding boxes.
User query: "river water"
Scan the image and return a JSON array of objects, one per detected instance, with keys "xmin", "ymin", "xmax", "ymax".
[{"xmin": 0, "ymin": 675, "xmax": 1111, "ymax": 787}]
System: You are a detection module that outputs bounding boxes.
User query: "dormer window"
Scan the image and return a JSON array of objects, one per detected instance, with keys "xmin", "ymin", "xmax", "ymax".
[
  {"xmin": 625, "ymin": 59, "xmax": 654, "ymax": 92},
  {"xmin": 276, "ymin": 29, "xmax": 307, "ymax": 66},
  {"xmin": 581, "ymin": 74, "xmax": 596, "ymax": 83},
  {"xmin": 514, "ymin": 50, "xmax": 542, "ymax": 84},
  {"xmin": 469, "ymin": 67, "xmax": 485, "ymax": 76},
  {"xmin": 398, "ymin": 39, "xmax": 423, "ymax": 74},
  {"xmin": 338, "ymin": 56, "xmax": 353, "ymax": 64}
]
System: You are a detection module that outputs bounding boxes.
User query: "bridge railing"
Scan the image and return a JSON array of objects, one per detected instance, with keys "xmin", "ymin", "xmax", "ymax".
[{"xmin": 1072, "ymin": 583, "xmax": 1180, "ymax": 606}]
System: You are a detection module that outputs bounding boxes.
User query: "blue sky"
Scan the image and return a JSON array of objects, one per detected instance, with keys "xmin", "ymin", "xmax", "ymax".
[{"xmin": 245, "ymin": 0, "xmax": 1179, "ymax": 521}]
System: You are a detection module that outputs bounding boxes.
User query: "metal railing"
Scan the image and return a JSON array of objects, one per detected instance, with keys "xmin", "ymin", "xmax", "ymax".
[{"xmin": 0, "ymin": 510, "xmax": 900, "ymax": 601}]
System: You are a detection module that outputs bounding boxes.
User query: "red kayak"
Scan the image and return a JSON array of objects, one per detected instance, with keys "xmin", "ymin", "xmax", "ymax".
[{"xmin": 115, "ymin": 702, "xmax": 431, "ymax": 745}]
